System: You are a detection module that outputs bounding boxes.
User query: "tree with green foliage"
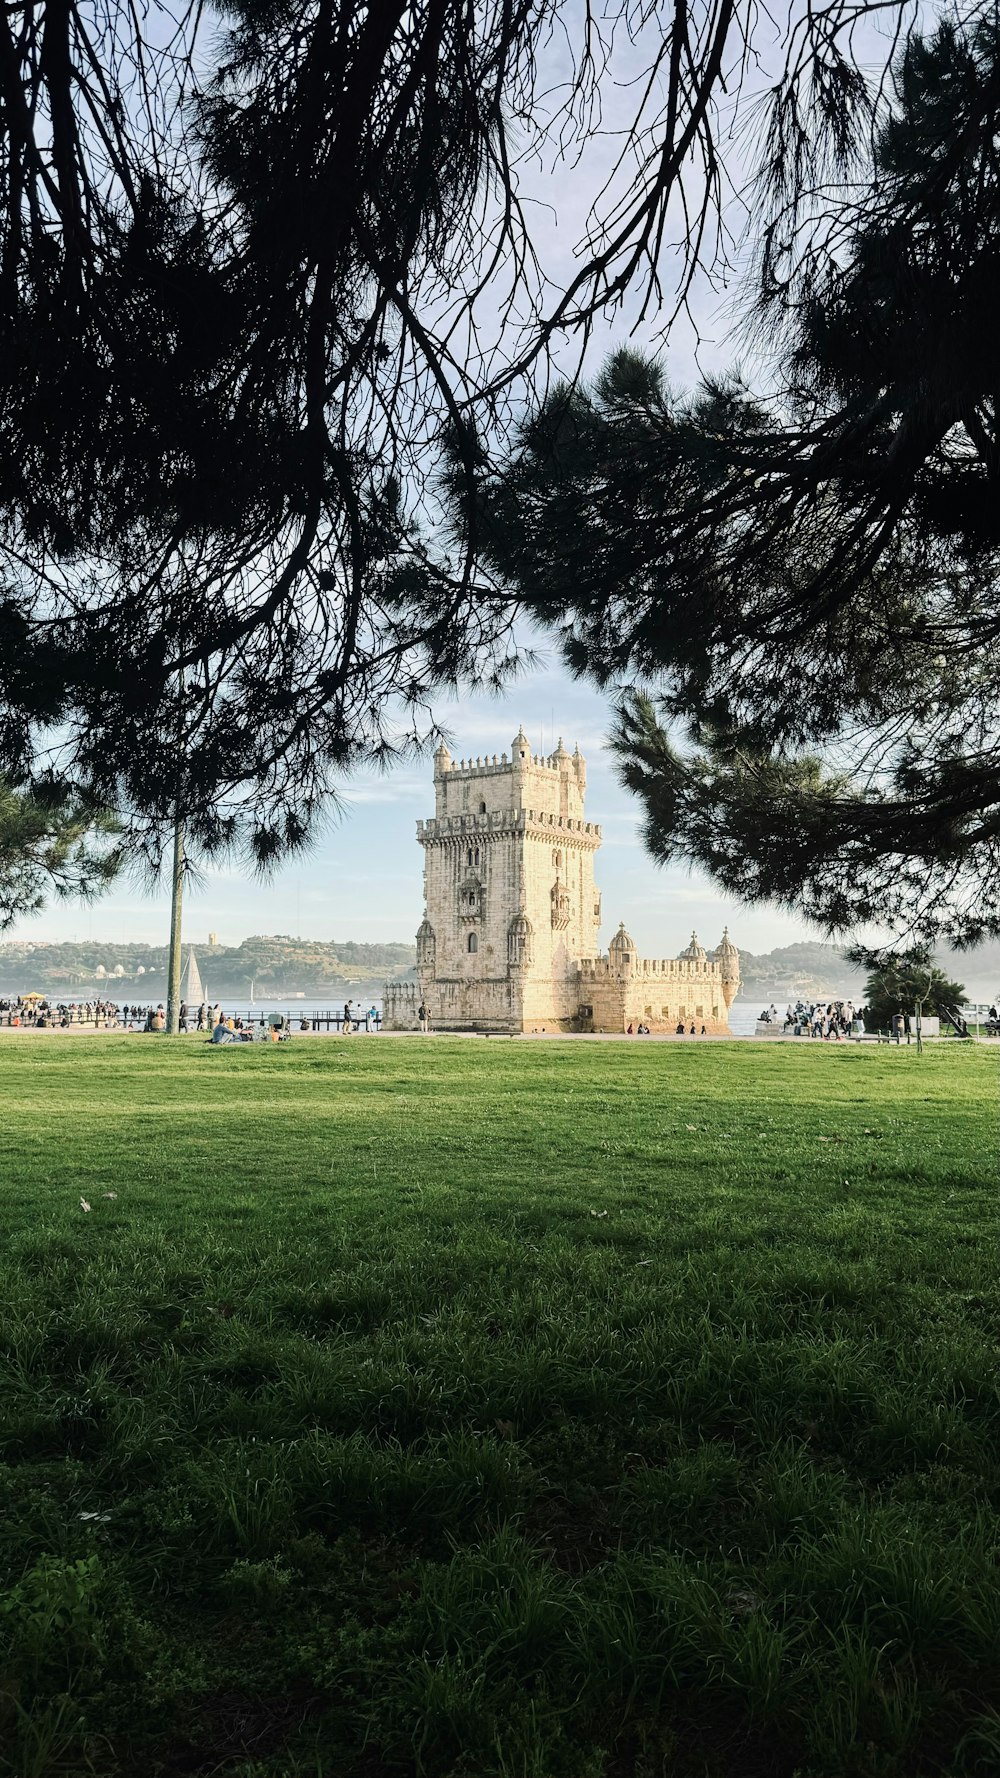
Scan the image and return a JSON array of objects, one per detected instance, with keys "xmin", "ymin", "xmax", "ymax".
[
  {"xmin": 850, "ymin": 947, "xmax": 967, "ymax": 1038},
  {"xmin": 464, "ymin": 14, "xmax": 1000, "ymax": 948},
  {"xmin": 0, "ymin": 781, "xmax": 119, "ymax": 929},
  {"xmin": 0, "ymin": 0, "xmax": 937, "ymax": 869}
]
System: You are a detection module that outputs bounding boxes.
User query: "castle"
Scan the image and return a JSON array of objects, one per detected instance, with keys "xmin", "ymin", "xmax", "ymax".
[{"xmin": 382, "ymin": 728, "xmax": 740, "ymax": 1034}]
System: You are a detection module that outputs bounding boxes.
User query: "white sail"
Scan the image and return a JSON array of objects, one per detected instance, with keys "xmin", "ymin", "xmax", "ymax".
[{"xmin": 179, "ymin": 947, "xmax": 205, "ymax": 1005}]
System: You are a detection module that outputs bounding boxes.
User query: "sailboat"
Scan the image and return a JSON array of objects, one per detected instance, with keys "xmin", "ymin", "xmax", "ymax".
[{"xmin": 179, "ymin": 947, "xmax": 205, "ymax": 1006}]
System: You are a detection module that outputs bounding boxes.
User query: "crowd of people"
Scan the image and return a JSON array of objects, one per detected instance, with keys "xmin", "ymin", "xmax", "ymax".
[
  {"xmin": 0, "ymin": 996, "xmax": 125, "ymax": 1028},
  {"xmin": 757, "ymin": 1000, "xmax": 866, "ymax": 1038},
  {"xmin": 0, "ymin": 995, "xmax": 383, "ymax": 1034}
]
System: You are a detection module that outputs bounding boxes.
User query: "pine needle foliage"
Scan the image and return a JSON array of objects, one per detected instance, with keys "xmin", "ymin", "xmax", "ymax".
[{"xmin": 467, "ymin": 17, "xmax": 1000, "ymax": 945}]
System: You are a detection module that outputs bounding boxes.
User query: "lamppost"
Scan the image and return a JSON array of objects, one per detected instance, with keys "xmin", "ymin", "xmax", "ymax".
[{"xmin": 166, "ymin": 815, "xmax": 185, "ymax": 1035}]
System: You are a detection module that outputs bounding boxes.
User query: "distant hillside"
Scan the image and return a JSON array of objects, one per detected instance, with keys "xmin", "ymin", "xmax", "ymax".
[
  {"xmin": 733, "ymin": 942, "xmax": 866, "ymax": 1001},
  {"xmin": 3, "ymin": 930, "xmax": 994, "ymax": 1002},
  {"xmin": 736, "ymin": 940, "xmax": 999, "ymax": 1004},
  {"xmin": 0, "ymin": 935, "xmax": 417, "ymax": 995}
]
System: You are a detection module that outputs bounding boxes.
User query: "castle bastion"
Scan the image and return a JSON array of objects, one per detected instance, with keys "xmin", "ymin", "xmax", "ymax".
[{"xmin": 382, "ymin": 727, "xmax": 740, "ymax": 1033}]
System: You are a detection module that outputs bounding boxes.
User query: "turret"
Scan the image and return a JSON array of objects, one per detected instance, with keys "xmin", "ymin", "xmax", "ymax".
[
  {"xmin": 416, "ymin": 912, "xmax": 436, "ymax": 969},
  {"xmin": 678, "ymin": 930, "xmax": 707, "ymax": 963},
  {"xmin": 714, "ymin": 926, "xmax": 741, "ymax": 1009},
  {"xmin": 507, "ymin": 907, "xmax": 534, "ymax": 972},
  {"xmin": 511, "ymin": 725, "xmax": 530, "ymax": 766},
  {"xmin": 608, "ymin": 921, "xmax": 638, "ymax": 976},
  {"xmin": 433, "ymin": 739, "xmax": 451, "ymax": 778}
]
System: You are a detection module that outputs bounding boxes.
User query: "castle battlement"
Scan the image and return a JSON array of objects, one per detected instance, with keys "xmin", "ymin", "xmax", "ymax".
[
  {"xmin": 436, "ymin": 748, "xmax": 585, "ymax": 779},
  {"xmin": 437, "ymin": 754, "xmax": 512, "ymax": 777},
  {"xmin": 578, "ymin": 955, "xmax": 727, "ymax": 980},
  {"xmin": 417, "ymin": 811, "xmax": 600, "ymax": 839}
]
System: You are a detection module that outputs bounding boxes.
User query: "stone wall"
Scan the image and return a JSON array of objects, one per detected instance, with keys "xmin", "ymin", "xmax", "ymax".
[{"xmin": 578, "ymin": 955, "xmax": 732, "ymax": 1033}]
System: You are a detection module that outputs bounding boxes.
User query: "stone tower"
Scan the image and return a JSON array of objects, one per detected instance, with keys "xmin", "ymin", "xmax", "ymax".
[
  {"xmin": 380, "ymin": 728, "xmax": 740, "ymax": 1035},
  {"xmin": 408, "ymin": 730, "xmax": 601, "ymax": 1032}
]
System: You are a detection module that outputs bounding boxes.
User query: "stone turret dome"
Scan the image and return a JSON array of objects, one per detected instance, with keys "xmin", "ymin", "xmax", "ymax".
[
  {"xmin": 712, "ymin": 925, "xmax": 740, "ymax": 1009},
  {"xmin": 416, "ymin": 913, "xmax": 436, "ymax": 963},
  {"xmin": 714, "ymin": 926, "xmax": 739, "ymax": 973},
  {"xmin": 609, "ymin": 922, "xmax": 638, "ymax": 970},
  {"xmin": 679, "ymin": 930, "xmax": 707, "ymax": 962},
  {"xmin": 433, "ymin": 738, "xmax": 451, "ymax": 771},
  {"xmin": 512, "ymin": 725, "xmax": 530, "ymax": 762},
  {"xmin": 508, "ymin": 908, "xmax": 533, "ymax": 938}
]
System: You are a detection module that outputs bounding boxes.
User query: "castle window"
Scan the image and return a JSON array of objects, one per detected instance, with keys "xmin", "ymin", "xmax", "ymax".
[
  {"xmin": 467, "ymin": 932, "xmax": 478, "ymax": 953},
  {"xmin": 553, "ymin": 850, "xmax": 562, "ymax": 870},
  {"xmin": 479, "ymin": 800, "xmax": 487, "ymax": 814}
]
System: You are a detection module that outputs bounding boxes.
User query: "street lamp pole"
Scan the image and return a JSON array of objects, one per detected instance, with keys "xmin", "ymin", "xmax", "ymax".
[{"xmin": 166, "ymin": 816, "xmax": 185, "ymax": 1035}]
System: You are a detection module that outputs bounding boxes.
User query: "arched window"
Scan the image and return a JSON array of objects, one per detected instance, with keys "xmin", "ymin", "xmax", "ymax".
[
  {"xmin": 553, "ymin": 850, "xmax": 562, "ymax": 870},
  {"xmin": 479, "ymin": 800, "xmax": 487, "ymax": 814},
  {"xmin": 467, "ymin": 932, "xmax": 478, "ymax": 954}
]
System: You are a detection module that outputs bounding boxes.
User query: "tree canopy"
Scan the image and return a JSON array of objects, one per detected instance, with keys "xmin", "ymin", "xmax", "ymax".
[
  {"xmin": 4, "ymin": 0, "xmax": 999, "ymax": 940},
  {"xmin": 0, "ymin": 780, "xmax": 119, "ymax": 928},
  {"xmin": 465, "ymin": 13, "xmax": 1000, "ymax": 947},
  {"xmin": 853, "ymin": 949, "xmax": 967, "ymax": 1030},
  {"xmin": 0, "ymin": 0, "xmax": 930, "ymax": 895}
]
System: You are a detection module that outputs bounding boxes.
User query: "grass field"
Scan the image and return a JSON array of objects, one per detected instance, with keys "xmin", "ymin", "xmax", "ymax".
[{"xmin": 0, "ymin": 1036, "xmax": 996, "ymax": 1778}]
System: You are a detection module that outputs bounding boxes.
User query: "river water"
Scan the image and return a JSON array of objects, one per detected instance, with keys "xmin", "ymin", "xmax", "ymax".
[{"xmin": 204, "ymin": 995, "xmax": 769, "ymax": 1036}]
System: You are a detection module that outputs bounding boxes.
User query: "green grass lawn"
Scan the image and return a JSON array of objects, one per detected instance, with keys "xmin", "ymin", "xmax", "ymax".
[{"xmin": 0, "ymin": 1037, "xmax": 996, "ymax": 1778}]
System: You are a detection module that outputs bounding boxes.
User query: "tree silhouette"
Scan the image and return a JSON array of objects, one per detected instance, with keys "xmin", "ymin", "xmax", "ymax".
[
  {"xmin": 466, "ymin": 16, "xmax": 1000, "ymax": 946},
  {"xmin": 0, "ymin": 0, "xmax": 928, "ymax": 904}
]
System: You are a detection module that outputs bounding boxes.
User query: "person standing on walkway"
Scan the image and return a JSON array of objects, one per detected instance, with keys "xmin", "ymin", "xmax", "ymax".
[
  {"xmin": 343, "ymin": 1000, "xmax": 353, "ymax": 1033},
  {"xmin": 418, "ymin": 1001, "xmax": 429, "ymax": 1033}
]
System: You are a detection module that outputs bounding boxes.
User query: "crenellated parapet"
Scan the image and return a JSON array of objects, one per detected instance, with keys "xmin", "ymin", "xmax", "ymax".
[
  {"xmin": 434, "ymin": 731, "xmax": 587, "ymax": 783},
  {"xmin": 382, "ymin": 980, "xmax": 418, "ymax": 1030},
  {"xmin": 579, "ymin": 955, "xmax": 729, "ymax": 980},
  {"xmin": 417, "ymin": 810, "xmax": 600, "ymax": 841}
]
